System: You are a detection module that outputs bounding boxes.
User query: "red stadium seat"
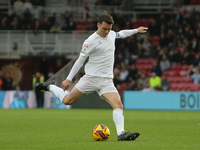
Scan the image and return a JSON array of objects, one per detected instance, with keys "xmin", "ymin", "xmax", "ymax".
[
  {"xmin": 120, "ymin": 83, "xmax": 127, "ymax": 91},
  {"xmin": 182, "ymin": 78, "xmax": 193, "ymax": 83},
  {"xmin": 181, "ymin": 65, "xmax": 190, "ymax": 70},
  {"xmin": 179, "ymin": 70, "xmax": 188, "ymax": 76},
  {"xmin": 136, "ymin": 64, "xmax": 145, "ymax": 70},
  {"xmin": 169, "ymin": 65, "xmax": 177, "ymax": 70},
  {"xmin": 136, "ymin": 59, "xmax": 144, "ymax": 64}
]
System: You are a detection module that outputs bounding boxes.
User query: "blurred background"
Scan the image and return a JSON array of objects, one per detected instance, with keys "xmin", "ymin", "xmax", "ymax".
[{"xmin": 0, "ymin": 0, "xmax": 200, "ymax": 110}]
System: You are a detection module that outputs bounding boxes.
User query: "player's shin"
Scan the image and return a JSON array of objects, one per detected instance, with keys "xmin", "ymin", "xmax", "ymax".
[
  {"xmin": 113, "ymin": 108, "xmax": 125, "ymax": 135},
  {"xmin": 49, "ymin": 85, "xmax": 68, "ymax": 102}
]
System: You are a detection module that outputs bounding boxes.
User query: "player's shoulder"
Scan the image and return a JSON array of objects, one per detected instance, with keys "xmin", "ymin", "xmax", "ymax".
[
  {"xmin": 83, "ymin": 32, "xmax": 98, "ymax": 45},
  {"xmin": 110, "ymin": 30, "xmax": 116, "ymax": 34},
  {"xmin": 109, "ymin": 30, "xmax": 117, "ymax": 38}
]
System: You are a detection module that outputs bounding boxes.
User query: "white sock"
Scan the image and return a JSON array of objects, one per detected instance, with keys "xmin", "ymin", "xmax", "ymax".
[
  {"xmin": 49, "ymin": 85, "xmax": 68, "ymax": 102},
  {"xmin": 113, "ymin": 108, "xmax": 125, "ymax": 136}
]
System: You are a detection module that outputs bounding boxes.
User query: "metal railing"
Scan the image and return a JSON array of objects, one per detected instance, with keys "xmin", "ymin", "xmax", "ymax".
[{"xmin": 0, "ymin": 30, "xmax": 94, "ymax": 59}]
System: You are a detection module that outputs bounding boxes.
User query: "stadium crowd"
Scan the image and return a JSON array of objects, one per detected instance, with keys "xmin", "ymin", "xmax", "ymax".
[
  {"xmin": 112, "ymin": 7, "xmax": 200, "ymax": 93},
  {"xmin": 0, "ymin": 0, "xmax": 200, "ymax": 93}
]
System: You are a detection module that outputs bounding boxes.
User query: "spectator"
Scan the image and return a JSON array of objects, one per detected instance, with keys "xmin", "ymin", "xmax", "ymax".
[
  {"xmin": 160, "ymin": 24, "xmax": 168, "ymax": 35},
  {"xmin": 142, "ymin": 83, "xmax": 156, "ymax": 92},
  {"xmin": 142, "ymin": 37, "xmax": 151, "ymax": 58},
  {"xmin": 157, "ymin": 48, "xmax": 165, "ymax": 63},
  {"xmin": 191, "ymin": 69, "xmax": 200, "ymax": 84},
  {"xmin": 43, "ymin": 18, "xmax": 52, "ymax": 32},
  {"xmin": 148, "ymin": 19, "xmax": 159, "ymax": 36},
  {"xmin": 184, "ymin": 26, "xmax": 193, "ymax": 41},
  {"xmin": 32, "ymin": 20, "xmax": 41, "ymax": 34},
  {"xmin": 113, "ymin": 65, "xmax": 121, "ymax": 86},
  {"xmin": 168, "ymin": 49, "xmax": 176, "ymax": 63},
  {"xmin": 64, "ymin": 10, "xmax": 72, "ymax": 23},
  {"xmin": 8, "ymin": 10, "xmax": 19, "ymax": 24},
  {"xmin": 2, "ymin": 72, "xmax": 13, "ymax": 90},
  {"xmin": 175, "ymin": 10, "xmax": 183, "ymax": 24},
  {"xmin": 149, "ymin": 72, "xmax": 162, "ymax": 90},
  {"xmin": 135, "ymin": 42, "xmax": 145, "ymax": 58},
  {"xmin": 188, "ymin": 37, "xmax": 199, "ymax": 53},
  {"xmin": 48, "ymin": 13, "xmax": 57, "ymax": 26},
  {"xmin": 167, "ymin": 10, "xmax": 175, "ymax": 21},
  {"xmin": 166, "ymin": 29, "xmax": 174, "ymax": 44},
  {"xmin": 115, "ymin": 53, "xmax": 124, "ymax": 65},
  {"xmin": 68, "ymin": 17, "xmax": 76, "ymax": 30},
  {"xmin": 56, "ymin": 14, "xmax": 66, "ymax": 28},
  {"xmin": 23, "ymin": 8, "xmax": 32, "ymax": 24},
  {"xmin": 119, "ymin": 67, "xmax": 129, "ymax": 83},
  {"xmin": 161, "ymin": 74, "xmax": 170, "ymax": 91},
  {"xmin": 157, "ymin": 13, "xmax": 167, "ymax": 28},
  {"xmin": 173, "ymin": 49, "xmax": 181, "ymax": 64},
  {"xmin": 10, "ymin": 17, "xmax": 21, "ymax": 30},
  {"xmin": 171, "ymin": 21, "xmax": 181, "ymax": 34},
  {"xmin": 126, "ymin": 79, "xmax": 138, "ymax": 91},
  {"xmin": 0, "ymin": 17, "xmax": 8, "ymax": 30},
  {"xmin": 14, "ymin": 0, "xmax": 23, "ymax": 9},
  {"xmin": 128, "ymin": 64, "xmax": 139, "ymax": 80},
  {"xmin": 160, "ymin": 54, "xmax": 170, "ymax": 71},
  {"xmin": 149, "ymin": 44, "xmax": 159, "ymax": 58},
  {"xmin": 178, "ymin": 33, "xmax": 187, "ymax": 46},
  {"xmin": 181, "ymin": 51, "xmax": 191, "ymax": 65},
  {"xmin": 159, "ymin": 33, "xmax": 168, "ymax": 48},
  {"xmin": 32, "ymin": 71, "xmax": 45, "ymax": 108},
  {"xmin": 187, "ymin": 64, "xmax": 195, "ymax": 77},
  {"xmin": 23, "ymin": 0, "xmax": 33, "ymax": 11},
  {"xmin": 195, "ymin": 29, "xmax": 200, "ymax": 41},
  {"xmin": 137, "ymin": 73, "xmax": 148, "ymax": 90},
  {"xmin": 191, "ymin": 54, "xmax": 200, "ymax": 67},
  {"xmin": 151, "ymin": 61, "xmax": 162, "ymax": 76}
]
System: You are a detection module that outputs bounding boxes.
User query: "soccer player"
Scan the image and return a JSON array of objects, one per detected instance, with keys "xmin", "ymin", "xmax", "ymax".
[{"xmin": 36, "ymin": 11, "xmax": 148, "ymax": 141}]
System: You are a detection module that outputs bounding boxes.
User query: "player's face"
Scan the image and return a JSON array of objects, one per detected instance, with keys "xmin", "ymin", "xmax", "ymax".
[{"xmin": 97, "ymin": 22, "xmax": 112, "ymax": 37}]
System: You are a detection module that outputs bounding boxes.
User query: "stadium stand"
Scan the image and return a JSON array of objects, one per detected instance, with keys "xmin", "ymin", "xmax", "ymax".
[{"xmin": 0, "ymin": 0, "xmax": 200, "ymax": 91}]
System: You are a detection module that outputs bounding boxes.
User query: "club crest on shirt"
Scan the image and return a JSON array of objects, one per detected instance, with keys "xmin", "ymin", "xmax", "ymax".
[
  {"xmin": 81, "ymin": 45, "xmax": 89, "ymax": 54},
  {"xmin": 116, "ymin": 32, "xmax": 120, "ymax": 38}
]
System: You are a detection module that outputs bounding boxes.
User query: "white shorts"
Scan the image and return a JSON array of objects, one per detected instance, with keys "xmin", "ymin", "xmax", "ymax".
[{"xmin": 75, "ymin": 75, "xmax": 118, "ymax": 97}]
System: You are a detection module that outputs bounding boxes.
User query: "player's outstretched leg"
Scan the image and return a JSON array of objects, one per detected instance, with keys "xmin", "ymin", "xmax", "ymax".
[
  {"xmin": 118, "ymin": 131, "xmax": 140, "ymax": 141},
  {"xmin": 36, "ymin": 80, "xmax": 56, "ymax": 91},
  {"xmin": 36, "ymin": 80, "xmax": 69, "ymax": 103}
]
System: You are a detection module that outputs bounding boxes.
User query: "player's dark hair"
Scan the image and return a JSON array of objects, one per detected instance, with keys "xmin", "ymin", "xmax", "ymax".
[{"xmin": 98, "ymin": 11, "xmax": 114, "ymax": 25}]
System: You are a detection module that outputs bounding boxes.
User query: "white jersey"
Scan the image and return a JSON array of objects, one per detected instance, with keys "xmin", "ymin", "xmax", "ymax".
[
  {"xmin": 66, "ymin": 29, "xmax": 138, "ymax": 81},
  {"xmin": 80, "ymin": 30, "xmax": 116, "ymax": 78}
]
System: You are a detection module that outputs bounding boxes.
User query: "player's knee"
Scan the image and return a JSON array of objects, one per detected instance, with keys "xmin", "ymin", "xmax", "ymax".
[
  {"xmin": 113, "ymin": 101, "xmax": 123, "ymax": 110},
  {"xmin": 62, "ymin": 95, "xmax": 73, "ymax": 105},
  {"xmin": 118, "ymin": 102, "xmax": 123, "ymax": 109},
  {"xmin": 62, "ymin": 99, "xmax": 72, "ymax": 105}
]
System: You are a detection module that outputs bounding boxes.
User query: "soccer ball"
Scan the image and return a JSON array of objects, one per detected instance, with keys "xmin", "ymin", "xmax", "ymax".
[{"xmin": 92, "ymin": 124, "xmax": 110, "ymax": 141}]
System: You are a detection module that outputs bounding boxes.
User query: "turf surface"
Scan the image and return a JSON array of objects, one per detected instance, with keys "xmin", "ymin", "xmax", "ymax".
[{"xmin": 0, "ymin": 109, "xmax": 199, "ymax": 150}]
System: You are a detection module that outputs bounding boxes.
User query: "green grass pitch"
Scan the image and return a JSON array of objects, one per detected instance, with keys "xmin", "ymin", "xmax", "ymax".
[{"xmin": 0, "ymin": 109, "xmax": 199, "ymax": 150}]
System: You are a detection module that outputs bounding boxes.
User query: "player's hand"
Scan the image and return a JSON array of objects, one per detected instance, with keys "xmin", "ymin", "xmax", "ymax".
[
  {"xmin": 137, "ymin": 26, "xmax": 148, "ymax": 33},
  {"xmin": 61, "ymin": 79, "xmax": 71, "ymax": 91}
]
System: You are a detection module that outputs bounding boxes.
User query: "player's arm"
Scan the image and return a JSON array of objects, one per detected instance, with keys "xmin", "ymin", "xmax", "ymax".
[
  {"xmin": 61, "ymin": 55, "xmax": 87, "ymax": 91},
  {"xmin": 116, "ymin": 26, "xmax": 148, "ymax": 39},
  {"xmin": 61, "ymin": 41, "xmax": 92, "ymax": 91}
]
